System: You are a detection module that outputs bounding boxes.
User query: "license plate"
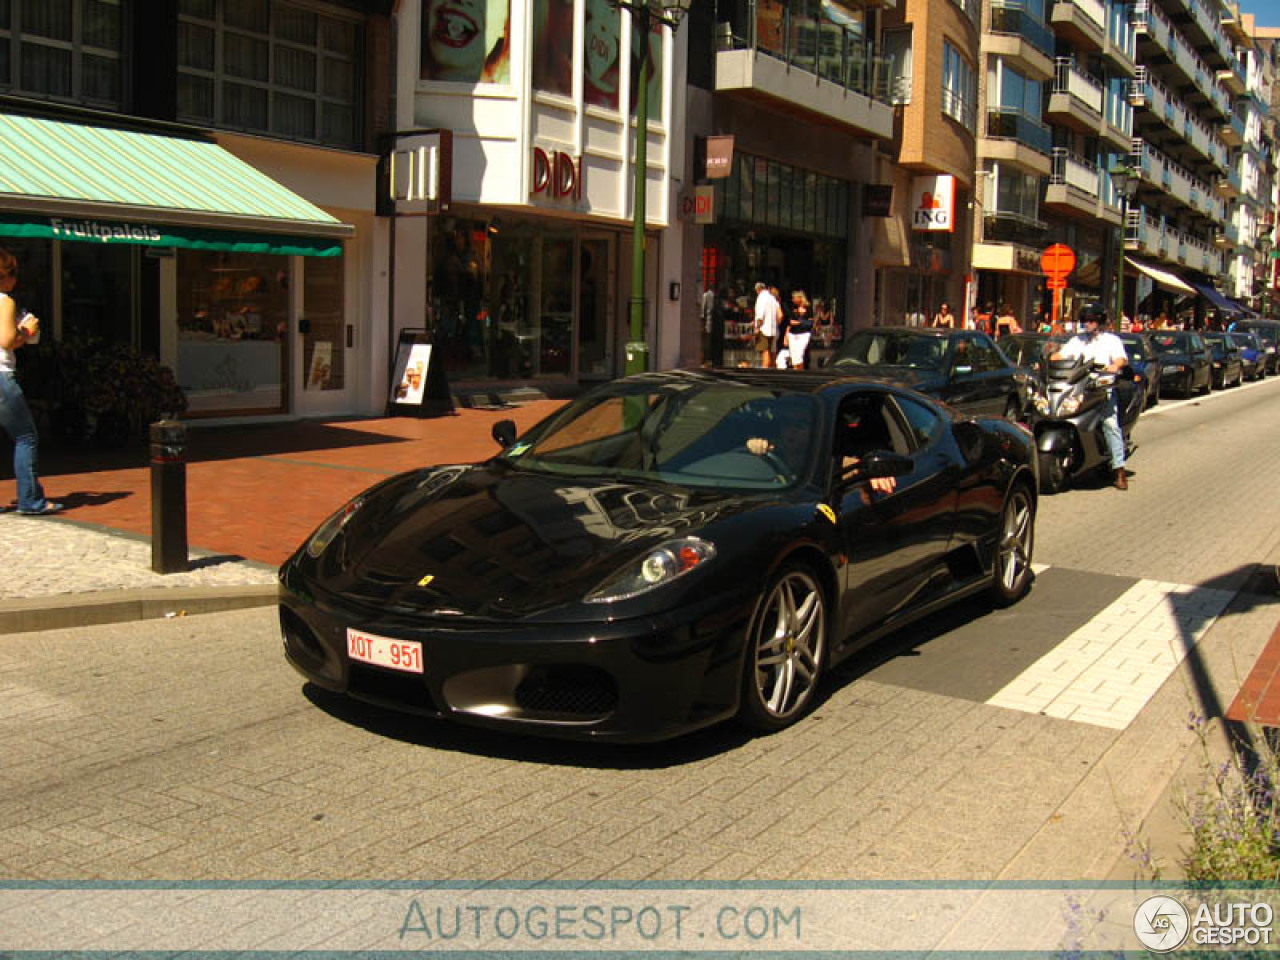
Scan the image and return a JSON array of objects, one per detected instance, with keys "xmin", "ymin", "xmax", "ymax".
[{"xmin": 346, "ymin": 628, "xmax": 424, "ymax": 674}]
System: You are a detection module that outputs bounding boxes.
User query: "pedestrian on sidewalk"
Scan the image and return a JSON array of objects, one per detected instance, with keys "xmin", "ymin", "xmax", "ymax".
[
  {"xmin": 753, "ymin": 281, "xmax": 781, "ymax": 368},
  {"xmin": 0, "ymin": 247, "xmax": 61, "ymax": 515}
]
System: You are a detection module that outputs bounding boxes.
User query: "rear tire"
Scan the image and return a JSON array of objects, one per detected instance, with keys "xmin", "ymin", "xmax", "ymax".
[
  {"xmin": 738, "ymin": 563, "xmax": 827, "ymax": 733},
  {"xmin": 991, "ymin": 483, "xmax": 1035, "ymax": 606}
]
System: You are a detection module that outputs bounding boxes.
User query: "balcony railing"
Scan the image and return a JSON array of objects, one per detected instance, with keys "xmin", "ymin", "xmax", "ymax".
[
  {"xmin": 942, "ymin": 87, "xmax": 977, "ymax": 130},
  {"xmin": 988, "ymin": 0, "xmax": 1055, "ymax": 57},
  {"xmin": 986, "ymin": 107, "xmax": 1053, "ymax": 154},
  {"xmin": 715, "ymin": 1, "xmax": 891, "ymax": 105},
  {"xmin": 1050, "ymin": 147, "xmax": 1100, "ymax": 196},
  {"xmin": 1053, "ymin": 57, "xmax": 1104, "ymax": 114},
  {"xmin": 984, "ymin": 210, "xmax": 1048, "ymax": 246},
  {"xmin": 1054, "ymin": 0, "xmax": 1107, "ymax": 33},
  {"xmin": 1133, "ymin": 0, "xmax": 1231, "ymax": 119}
]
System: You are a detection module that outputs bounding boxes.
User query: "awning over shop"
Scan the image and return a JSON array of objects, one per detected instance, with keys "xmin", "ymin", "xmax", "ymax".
[
  {"xmin": 1228, "ymin": 297, "xmax": 1259, "ymax": 319},
  {"xmin": 1190, "ymin": 281, "xmax": 1245, "ymax": 316},
  {"xmin": 0, "ymin": 113, "xmax": 353, "ymax": 255},
  {"xmin": 1125, "ymin": 256, "xmax": 1195, "ymax": 295}
]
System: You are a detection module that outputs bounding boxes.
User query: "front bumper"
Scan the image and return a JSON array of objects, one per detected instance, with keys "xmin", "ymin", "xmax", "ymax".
[{"xmin": 278, "ymin": 568, "xmax": 758, "ymax": 743}]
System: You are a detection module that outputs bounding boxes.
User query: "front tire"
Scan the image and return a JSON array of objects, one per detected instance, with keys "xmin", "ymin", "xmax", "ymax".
[
  {"xmin": 1039, "ymin": 451, "xmax": 1068, "ymax": 494},
  {"xmin": 991, "ymin": 483, "xmax": 1035, "ymax": 606},
  {"xmin": 738, "ymin": 563, "xmax": 827, "ymax": 733}
]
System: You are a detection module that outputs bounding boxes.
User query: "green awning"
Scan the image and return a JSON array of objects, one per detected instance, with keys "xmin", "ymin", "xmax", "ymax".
[{"xmin": 0, "ymin": 112, "xmax": 353, "ymax": 254}]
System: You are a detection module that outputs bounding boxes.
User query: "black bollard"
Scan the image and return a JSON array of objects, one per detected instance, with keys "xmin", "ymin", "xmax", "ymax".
[{"xmin": 150, "ymin": 420, "xmax": 189, "ymax": 574}]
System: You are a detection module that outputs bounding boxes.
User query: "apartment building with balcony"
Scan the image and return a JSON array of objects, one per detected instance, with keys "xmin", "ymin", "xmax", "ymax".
[
  {"xmin": 690, "ymin": 0, "xmax": 895, "ymax": 357},
  {"xmin": 1120, "ymin": 0, "xmax": 1244, "ymax": 322},
  {"xmin": 1219, "ymin": 12, "xmax": 1275, "ymax": 312},
  {"xmin": 969, "ymin": 0, "xmax": 1136, "ymax": 324},
  {"xmin": 871, "ymin": 0, "xmax": 981, "ymax": 323},
  {"xmin": 1254, "ymin": 23, "xmax": 1280, "ymax": 315}
]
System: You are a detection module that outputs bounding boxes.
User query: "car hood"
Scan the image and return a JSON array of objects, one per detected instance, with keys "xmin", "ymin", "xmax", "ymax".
[{"xmin": 311, "ymin": 463, "xmax": 755, "ymax": 619}]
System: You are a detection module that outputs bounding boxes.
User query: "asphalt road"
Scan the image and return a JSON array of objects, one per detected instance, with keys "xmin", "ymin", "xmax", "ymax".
[{"xmin": 3, "ymin": 378, "xmax": 1280, "ymax": 886}]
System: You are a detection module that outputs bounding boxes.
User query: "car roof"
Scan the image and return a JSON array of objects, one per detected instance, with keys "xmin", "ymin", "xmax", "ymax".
[
  {"xmin": 856, "ymin": 325, "xmax": 963, "ymax": 338},
  {"xmin": 691, "ymin": 367, "xmax": 918, "ymax": 397}
]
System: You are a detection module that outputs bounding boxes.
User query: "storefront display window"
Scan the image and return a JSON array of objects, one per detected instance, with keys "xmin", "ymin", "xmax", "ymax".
[
  {"xmin": 429, "ymin": 215, "xmax": 603, "ymax": 382},
  {"xmin": 61, "ymin": 243, "xmax": 133, "ymax": 348},
  {"xmin": 176, "ymin": 250, "xmax": 289, "ymax": 414},
  {"xmin": 420, "ymin": 0, "xmax": 510, "ymax": 84},
  {"xmin": 584, "ymin": 0, "xmax": 621, "ymax": 109},
  {"xmin": 532, "ymin": 0, "xmax": 573, "ymax": 96}
]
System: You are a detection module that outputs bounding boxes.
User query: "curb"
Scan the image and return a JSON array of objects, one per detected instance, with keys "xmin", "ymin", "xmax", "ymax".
[{"xmin": 0, "ymin": 584, "xmax": 279, "ymax": 635}]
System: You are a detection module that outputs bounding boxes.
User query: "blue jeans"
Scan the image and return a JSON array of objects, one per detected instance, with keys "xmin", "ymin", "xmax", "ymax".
[
  {"xmin": 1101, "ymin": 390, "xmax": 1125, "ymax": 471},
  {"xmin": 0, "ymin": 371, "xmax": 48, "ymax": 512}
]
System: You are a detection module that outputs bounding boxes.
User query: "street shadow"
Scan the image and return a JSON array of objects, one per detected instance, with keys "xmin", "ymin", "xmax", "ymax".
[
  {"xmin": 52, "ymin": 490, "xmax": 133, "ymax": 509},
  {"xmin": 301, "ymin": 683, "xmax": 753, "ymax": 770}
]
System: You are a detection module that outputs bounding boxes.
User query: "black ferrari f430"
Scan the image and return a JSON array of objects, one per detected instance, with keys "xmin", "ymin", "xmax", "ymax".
[{"xmin": 279, "ymin": 370, "xmax": 1038, "ymax": 742}]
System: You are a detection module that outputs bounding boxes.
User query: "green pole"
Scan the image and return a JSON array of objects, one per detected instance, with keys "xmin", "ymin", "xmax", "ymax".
[
  {"xmin": 626, "ymin": 8, "xmax": 651, "ymax": 376},
  {"xmin": 1116, "ymin": 197, "xmax": 1125, "ymax": 326}
]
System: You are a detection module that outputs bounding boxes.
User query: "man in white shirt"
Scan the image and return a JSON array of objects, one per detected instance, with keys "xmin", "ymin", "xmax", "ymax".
[
  {"xmin": 1051, "ymin": 302, "xmax": 1130, "ymax": 489},
  {"xmin": 754, "ymin": 281, "xmax": 780, "ymax": 368}
]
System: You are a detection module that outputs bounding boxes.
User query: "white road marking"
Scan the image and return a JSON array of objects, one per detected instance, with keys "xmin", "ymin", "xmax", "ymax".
[{"xmin": 986, "ymin": 578, "xmax": 1234, "ymax": 728}]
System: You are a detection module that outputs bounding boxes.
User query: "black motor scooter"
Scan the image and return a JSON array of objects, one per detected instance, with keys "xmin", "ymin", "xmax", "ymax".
[{"xmin": 1028, "ymin": 356, "xmax": 1142, "ymax": 494}]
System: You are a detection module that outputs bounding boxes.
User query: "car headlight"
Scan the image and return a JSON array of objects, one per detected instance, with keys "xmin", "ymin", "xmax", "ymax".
[
  {"xmin": 1033, "ymin": 394, "xmax": 1050, "ymax": 415},
  {"xmin": 586, "ymin": 537, "xmax": 716, "ymax": 603},
  {"xmin": 1213, "ymin": 362, "xmax": 1222, "ymax": 368},
  {"xmin": 305, "ymin": 496, "xmax": 365, "ymax": 559},
  {"xmin": 1058, "ymin": 394, "xmax": 1082, "ymax": 417}
]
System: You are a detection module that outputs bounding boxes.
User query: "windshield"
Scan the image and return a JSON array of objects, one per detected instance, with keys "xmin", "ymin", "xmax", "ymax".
[
  {"xmin": 1151, "ymin": 333, "xmax": 1190, "ymax": 354},
  {"xmin": 1229, "ymin": 333, "xmax": 1254, "ymax": 349},
  {"xmin": 1202, "ymin": 334, "xmax": 1229, "ymax": 350},
  {"xmin": 833, "ymin": 330, "xmax": 946, "ymax": 371},
  {"xmin": 1119, "ymin": 336, "xmax": 1147, "ymax": 361},
  {"xmin": 500, "ymin": 378, "xmax": 821, "ymax": 490}
]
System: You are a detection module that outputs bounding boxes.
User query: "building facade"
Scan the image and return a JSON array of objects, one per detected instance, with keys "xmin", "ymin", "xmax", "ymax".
[{"xmin": 0, "ymin": 0, "xmax": 389, "ymax": 419}]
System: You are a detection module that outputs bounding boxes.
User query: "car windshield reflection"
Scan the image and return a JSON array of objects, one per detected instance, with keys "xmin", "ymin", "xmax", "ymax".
[
  {"xmin": 501, "ymin": 379, "xmax": 820, "ymax": 490},
  {"xmin": 832, "ymin": 330, "xmax": 947, "ymax": 371}
]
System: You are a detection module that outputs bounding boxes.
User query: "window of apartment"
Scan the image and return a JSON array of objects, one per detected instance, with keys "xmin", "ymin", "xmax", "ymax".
[
  {"xmin": 0, "ymin": 0, "xmax": 125, "ymax": 107},
  {"xmin": 988, "ymin": 58, "xmax": 1041, "ymax": 118},
  {"xmin": 177, "ymin": 0, "xmax": 362, "ymax": 150},
  {"xmin": 883, "ymin": 28, "xmax": 912, "ymax": 105},
  {"xmin": 992, "ymin": 163, "xmax": 1042, "ymax": 220},
  {"xmin": 942, "ymin": 40, "xmax": 975, "ymax": 128}
]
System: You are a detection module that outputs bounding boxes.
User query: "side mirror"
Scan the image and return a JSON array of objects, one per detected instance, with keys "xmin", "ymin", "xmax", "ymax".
[
  {"xmin": 952, "ymin": 420, "xmax": 986, "ymax": 464},
  {"xmin": 492, "ymin": 419, "xmax": 517, "ymax": 449}
]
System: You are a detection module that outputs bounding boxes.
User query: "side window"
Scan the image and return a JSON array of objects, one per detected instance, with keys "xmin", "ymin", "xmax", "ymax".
[
  {"xmin": 951, "ymin": 335, "xmax": 973, "ymax": 370},
  {"xmin": 968, "ymin": 335, "xmax": 1003, "ymax": 371},
  {"xmin": 891, "ymin": 394, "xmax": 944, "ymax": 451}
]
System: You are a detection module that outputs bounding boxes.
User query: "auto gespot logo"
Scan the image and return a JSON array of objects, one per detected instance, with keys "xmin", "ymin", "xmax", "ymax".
[{"xmin": 1133, "ymin": 895, "xmax": 1274, "ymax": 951}]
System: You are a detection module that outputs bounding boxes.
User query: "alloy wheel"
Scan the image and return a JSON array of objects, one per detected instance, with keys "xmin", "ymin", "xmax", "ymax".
[
  {"xmin": 750, "ymin": 568, "xmax": 826, "ymax": 723},
  {"xmin": 993, "ymin": 485, "xmax": 1034, "ymax": 604}
]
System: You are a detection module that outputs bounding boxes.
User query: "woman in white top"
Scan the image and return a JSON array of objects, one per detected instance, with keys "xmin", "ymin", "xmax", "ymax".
[{"xmin": 0, "ymin": 247, "xmax": 61, "ymax": 514}]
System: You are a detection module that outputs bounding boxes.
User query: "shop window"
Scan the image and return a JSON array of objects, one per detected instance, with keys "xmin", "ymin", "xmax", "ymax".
[
  {"xmin": 61, "ymin": 243, "xmax": 133, "ymax": 349},
  {"xmin": 421, "ymin": 0, "xmax": 511, "ymax": 84},
  {"xmin": 0, "ymin": 0, "xmax": 122, "ymax": 107},
  {"xmin": 177, "ymin": 0, "xmax": 361, "ymax": 150},
  {"xmin": 176, "ymin": 250, "xmax": 289, "ymax": 415}
]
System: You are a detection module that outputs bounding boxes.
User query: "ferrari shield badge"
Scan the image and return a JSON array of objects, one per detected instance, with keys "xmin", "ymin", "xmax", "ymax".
[{"xmin": 417, "ymin": 574, "xmax": 435, "ymax": 587}]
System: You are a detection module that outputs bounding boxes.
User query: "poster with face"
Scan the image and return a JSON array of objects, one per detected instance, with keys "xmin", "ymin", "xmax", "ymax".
[
  {"xmin": 421, "ymin": 0, "xmax": 511, "ymax": 84},
  {"xmin": 630, "ymin": 18, "xmax": 663, "ymax": 120},
  {"xmin": 583, "ymin": 0, "xmax": 621, "ymax": 109},
  {"xmin": 532, "ymin": 0, "xmax": 574, "ymax": 95}
]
